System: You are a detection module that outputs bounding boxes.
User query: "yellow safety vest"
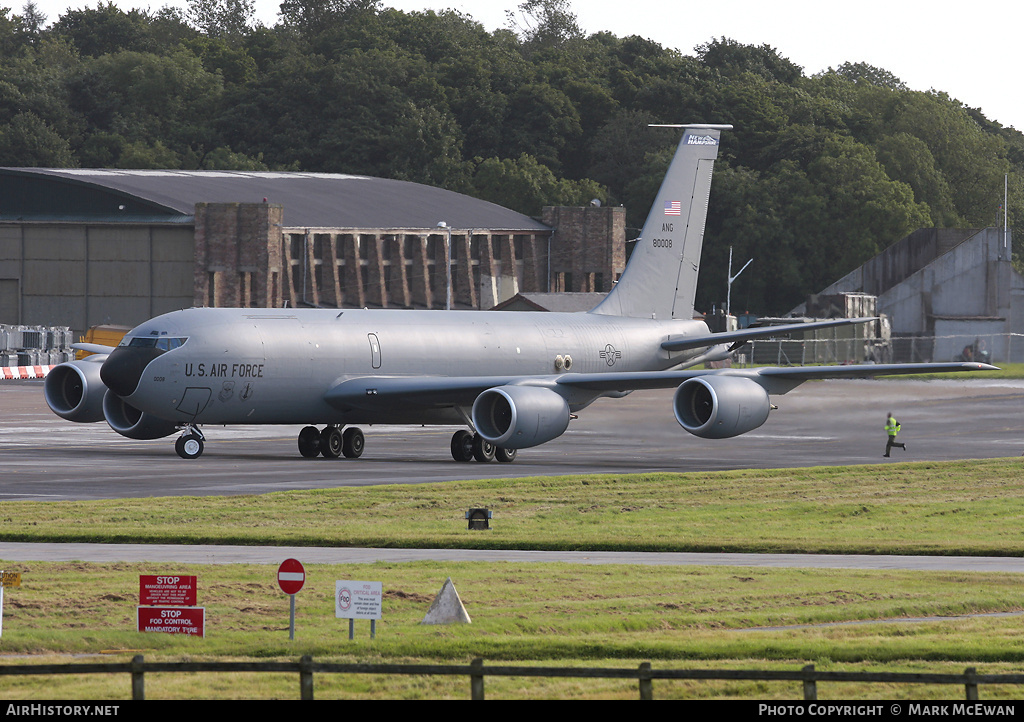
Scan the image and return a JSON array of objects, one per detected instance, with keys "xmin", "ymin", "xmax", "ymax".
[{"xmin": 885, "ymin": 417, "xmax": 900, "ymax": 436}]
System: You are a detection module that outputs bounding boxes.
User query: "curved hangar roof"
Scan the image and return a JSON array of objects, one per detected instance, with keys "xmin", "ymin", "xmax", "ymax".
[{"xmin": 0, "ymin": 168, "xmax": 551, "ymax": 232}]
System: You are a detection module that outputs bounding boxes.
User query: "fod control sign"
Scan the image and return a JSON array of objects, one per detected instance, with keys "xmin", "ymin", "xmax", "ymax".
[
  {"xmin": 137, "ymin": 607, "xmax": 205, "ymax": 637},
  {"xmin": 335, "ymin": 581, "xmax": 382, "ymax": 620}
]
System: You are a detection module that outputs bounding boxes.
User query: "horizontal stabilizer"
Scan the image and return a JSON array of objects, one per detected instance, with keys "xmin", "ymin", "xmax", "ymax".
[{"xmin": 662, "ymin": 317, "xmax": 876, "ymax": 352}]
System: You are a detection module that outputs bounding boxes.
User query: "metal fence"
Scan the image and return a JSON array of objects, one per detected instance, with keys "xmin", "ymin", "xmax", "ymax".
[
  {"xmin": 745, "ymin": 333, "xmax": 1024, "ymax": 366},
  {"xmin": 1, "ymin": 656, "xmax": 1020, "ymax": 700}
]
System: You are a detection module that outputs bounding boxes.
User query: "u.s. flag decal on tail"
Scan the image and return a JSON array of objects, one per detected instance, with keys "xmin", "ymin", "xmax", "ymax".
[{"xmin": 664, "ymin": 201, "xmax": 681, "ymax": 216}]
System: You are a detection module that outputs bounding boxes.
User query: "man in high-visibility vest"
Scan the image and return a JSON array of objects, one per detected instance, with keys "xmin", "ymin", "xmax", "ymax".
[{"xmin": 884, "ymin": 412, "xmax": 906, "ymax": 457}]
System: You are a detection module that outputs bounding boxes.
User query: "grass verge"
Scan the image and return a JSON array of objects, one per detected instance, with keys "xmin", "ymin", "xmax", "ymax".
[
  {"xmin": 2, "ymin": 560, "xmax": 1024, "ymax": 699},
  {"xmin": 5, "ymin": 457, "xmax": 1024, "ymax": 699},
  {"xmin": 3, "ymin": 459, "xmax": 1024, "ymax": 555}
]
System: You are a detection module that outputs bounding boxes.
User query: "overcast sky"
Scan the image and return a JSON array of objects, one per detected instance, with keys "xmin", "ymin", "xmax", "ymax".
[{"xmin": 26, "ymin": 0, "xmax": 1024, "ymax": 131}]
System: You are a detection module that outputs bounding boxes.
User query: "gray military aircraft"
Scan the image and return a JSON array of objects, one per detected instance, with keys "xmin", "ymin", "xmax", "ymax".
[{"xmin": 44, "ymin": 124, "xmax": 995, "ymax": 460}]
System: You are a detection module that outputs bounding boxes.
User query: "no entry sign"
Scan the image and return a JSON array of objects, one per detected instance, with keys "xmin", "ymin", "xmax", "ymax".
[{"xmin": 278, "ymin": 558, "xmax": 305, "ymax": 595}]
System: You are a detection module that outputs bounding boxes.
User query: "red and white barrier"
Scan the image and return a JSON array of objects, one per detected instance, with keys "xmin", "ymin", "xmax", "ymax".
[{"xmin": 0, "ymin": 365, "xmax": 53, "ymax": 380}]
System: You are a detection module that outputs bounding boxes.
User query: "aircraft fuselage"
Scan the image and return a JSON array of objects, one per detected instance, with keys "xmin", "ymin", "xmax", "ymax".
[{"xmin": 117, "ymin": 307, "xmax": 707, "ymax": 427}]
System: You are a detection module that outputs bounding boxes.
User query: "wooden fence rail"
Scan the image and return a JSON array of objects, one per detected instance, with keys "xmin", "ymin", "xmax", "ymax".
[{"xmin": 2, "ymin": 657, "xmax": 1022, "ymax": 699}]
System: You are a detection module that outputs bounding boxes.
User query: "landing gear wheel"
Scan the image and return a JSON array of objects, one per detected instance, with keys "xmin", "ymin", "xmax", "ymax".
[
  {"xmin": 342, "ymin": 427, "xmax": 364, "ymax": 458},
  {"xmin": 451, "ymin": 430, "xmax": 474, "ymax": 462},
  {"xmin": 495, "ymin": 447, "xmax": 517, "ymax": 463},
  {"xmin": 320, "ymin": 426, "xmax": 343, "ymax": 458},
  {"xmin": 175, "ymin": 433, "xmax": 204, "ymax": 459},
  {"xmin": 472, "ymin": 434, "xmax": 495, "ymax": 462},
  {"xmin": 298, "ymin": 426, "xmax": 321, "ymax": 458}
]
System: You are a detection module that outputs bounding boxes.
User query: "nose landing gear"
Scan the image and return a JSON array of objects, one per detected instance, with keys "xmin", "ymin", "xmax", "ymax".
[{"xmin": 174, "ymin": 426, "xmax": 205, "ymax": 459}]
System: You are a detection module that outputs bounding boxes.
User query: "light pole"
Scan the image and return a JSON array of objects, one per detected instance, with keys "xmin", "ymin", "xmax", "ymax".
[{"xmin": 437, "ymin": 221, "xmax": 452, "ymax": 310}]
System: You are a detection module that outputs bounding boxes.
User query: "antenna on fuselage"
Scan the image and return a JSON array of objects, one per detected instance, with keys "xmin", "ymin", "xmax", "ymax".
[{"xmin": 726, "ymin": 246, "xmax": 753, "ymax": 317}]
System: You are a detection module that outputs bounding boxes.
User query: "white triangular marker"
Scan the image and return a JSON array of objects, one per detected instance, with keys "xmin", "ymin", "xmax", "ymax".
[{"xmin": 420, "ymin": 577, "xmax": 471, "ymax": 625}]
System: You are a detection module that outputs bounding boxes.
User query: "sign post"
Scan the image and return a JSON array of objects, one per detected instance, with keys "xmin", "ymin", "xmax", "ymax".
[
  {"xmin": 137, "ymin": 574, "xmax": 203, "ymax": 637},
  {"xmin": 0, "ymin": 571, "xmax": 21, "ymax": 638},
  {"xmin": 335, "ymin": 581, "xmax": 383, "ymax": 640},
  {"xmin": 278, "ymin": 559, "xmax": 305, "ymax": 640}
]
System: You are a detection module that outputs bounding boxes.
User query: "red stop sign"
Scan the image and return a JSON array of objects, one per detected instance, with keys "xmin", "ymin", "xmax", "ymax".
[{"xmin": 277, "ymin": 558, "xmax": 305, "ymax": 595}]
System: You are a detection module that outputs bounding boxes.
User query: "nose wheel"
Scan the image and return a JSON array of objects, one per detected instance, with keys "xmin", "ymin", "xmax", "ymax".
[{"xmin": 175, "ymin": 428, "xmax": 205, "ymax": 459}]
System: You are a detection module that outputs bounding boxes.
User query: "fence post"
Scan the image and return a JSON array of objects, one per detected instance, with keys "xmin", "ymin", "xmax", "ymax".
[
  {"xmin": 299, "ymin": 655, "xmax": 314, "ymax": 700},
  {"xmin": 130, "ymin": 655, "xmax": 144, "ymax": 701},
  {"xmin": 965, "ymin": 667, "xmax": 978, "ymax": 700},
  {"xmin": 470, "ymin": 658, "xmax": 484, "ymax": 700},
  {"xmin": 802, "ymin": 664, "xmax": 817, "ymax": 700},
  {"xmin": 638, "ymin": 662, "xmax": 653, "ymax": 700}
]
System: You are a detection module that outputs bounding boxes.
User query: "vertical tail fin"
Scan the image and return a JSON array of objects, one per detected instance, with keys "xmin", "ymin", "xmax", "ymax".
[{"xmin": 592, "ymin": 124, "xmax": 730, "ymax": 320}]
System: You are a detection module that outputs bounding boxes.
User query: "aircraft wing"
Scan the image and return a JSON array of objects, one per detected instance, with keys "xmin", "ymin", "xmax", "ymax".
[
  {"xmin": 71, "ymin": 342, "xmax": 116, "ymax": 356},
  {"xmin": 324, "ymin": 362, "xmax": 998, "ymax": 410},
  {"xmin": 753, "ymin": 362, "xmax": 999, "ymax": 380},
  {"xmin": 661, "ymin": 317, "xmax": 876, "ymax": 352},
  {"xmin": 554, "ymin": 362, "xmax": 999, "ymax": 392},
  {"xmin": 325, "ymin": 375, "xmax": 531, "ymax": 411}
]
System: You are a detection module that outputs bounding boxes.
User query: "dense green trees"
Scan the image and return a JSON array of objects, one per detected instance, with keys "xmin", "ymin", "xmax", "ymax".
[{"xmin": 1, "ymin": 0, "xmax": 1021, "ymax": 313}]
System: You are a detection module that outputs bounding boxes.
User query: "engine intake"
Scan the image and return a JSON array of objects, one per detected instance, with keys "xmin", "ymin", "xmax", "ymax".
[
  {"xmin": 472, "ymin": 385, "xmax": 570, "ymax": 449},
  {"xmin": 673, "ymin": 376, "xmax": 771, "ymax": 439},
  {"xmin": 43, "ymin": 359, "xmax": 107, "ymax": 423},
  {"xmin": 102, "ymin": 390, "xmax": 178, "ymax": 440}
]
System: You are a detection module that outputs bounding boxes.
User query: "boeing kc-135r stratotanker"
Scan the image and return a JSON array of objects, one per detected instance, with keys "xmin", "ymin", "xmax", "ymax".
[{"xmin": 44, "ymin": 125, "xmax": 996, "ymax": 459}]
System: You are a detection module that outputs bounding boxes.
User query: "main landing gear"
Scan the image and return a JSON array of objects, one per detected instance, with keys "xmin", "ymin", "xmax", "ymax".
[
  {"xmin": 293, "ymin": 425, "xmax": 517, "ymax": 462},
  {"xmin": 450, "ymin": 430, "xmax": 517, "ymax": 463},
  {"xmin": 298, "ymin": 425, "xmax": 364, "ymax": 459}
]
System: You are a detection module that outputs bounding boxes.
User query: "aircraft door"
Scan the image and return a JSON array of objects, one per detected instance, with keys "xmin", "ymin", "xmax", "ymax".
[
  {"xmin": 176, "ymin": 387, "xmax": 212, "ymax": 419},
  {"xmin": 368, "ymin": 333, "xmax": 381, "ymax": 369}
]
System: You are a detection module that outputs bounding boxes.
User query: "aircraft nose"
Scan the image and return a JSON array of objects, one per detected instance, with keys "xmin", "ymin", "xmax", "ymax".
[{"xmin": 101, "ymin": 346, "xmax": 165, "ymax": 397}]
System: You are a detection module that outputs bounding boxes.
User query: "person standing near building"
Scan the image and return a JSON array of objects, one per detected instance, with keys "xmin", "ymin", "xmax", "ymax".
[{"xmin": 884, "ymin": 412, "xmax": 906, "ymax": 457}]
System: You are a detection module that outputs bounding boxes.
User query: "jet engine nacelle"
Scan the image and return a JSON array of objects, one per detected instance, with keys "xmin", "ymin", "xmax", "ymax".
[
  {"xmin": 472, "ymin": 385, "xmax": 571, "ymax": 449},
  {"xmin": 43, "ymin": 358, "xmax": 108, "ymax": 423},
  {"xmin": 102, "ymin": 389, "xmax": 178, "ymax": 440},
  {"xmin": 673, "ymin": 376, "xmax": 771, "ymax": 439}
]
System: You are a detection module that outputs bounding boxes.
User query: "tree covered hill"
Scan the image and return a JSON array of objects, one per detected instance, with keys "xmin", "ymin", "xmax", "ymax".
[{"xmin": 1, "ymin": 0, "xmax": 1021, "ymax": 314}]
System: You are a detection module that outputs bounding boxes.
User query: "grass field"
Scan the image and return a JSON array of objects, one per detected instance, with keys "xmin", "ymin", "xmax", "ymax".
[
  {"xmin": 3, "ymin": 458, "xmax": 1024, "ymax": 699},
  {"xmin": 3, "ymin": 458, "xmax": 1024, "ymax": 555}
]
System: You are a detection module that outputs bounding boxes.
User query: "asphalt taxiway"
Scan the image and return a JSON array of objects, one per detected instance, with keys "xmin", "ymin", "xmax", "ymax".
[
  {"xmin": 2, "ymin": 376, "xmax": 1022, "ymax": 501},
  {"xmin": 5, "ymin": 542, "xmax": 1024, "ymax": 573},
  {"xmin": 2, "ymin": 376, "xmax": 1022, "ymax": 573}
]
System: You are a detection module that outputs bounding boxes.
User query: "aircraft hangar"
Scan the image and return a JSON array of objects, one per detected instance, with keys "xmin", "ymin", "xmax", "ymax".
[{"xmin": 0, "ymin": 168, "xmax": 625, "ymax": 339}]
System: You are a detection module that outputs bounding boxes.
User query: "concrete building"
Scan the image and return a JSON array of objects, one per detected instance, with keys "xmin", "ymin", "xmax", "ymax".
[
  {"xmin": 0, "ymin": 169, "xmax": 625, "ymax": 339},
  {"xmin": 806, "ymin": 227, "xmax": 1022, "ymax": 363}
]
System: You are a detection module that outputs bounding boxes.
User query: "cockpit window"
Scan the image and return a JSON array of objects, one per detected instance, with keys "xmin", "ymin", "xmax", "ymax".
[
  {"xmin": 157, "ymin": 337, "xmax": 186, "ymax": 351},
  {"xmin": 125, "ymin": 336, "xmax": 187, "ymax": 350}
]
